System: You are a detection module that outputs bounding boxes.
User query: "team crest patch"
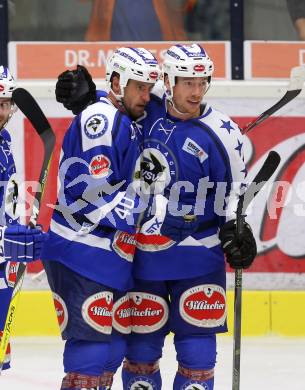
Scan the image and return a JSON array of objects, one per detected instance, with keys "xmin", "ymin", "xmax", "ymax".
[
  {"xmin": 5, "ymin": 261, "xmax": 18, "ymax": 288},
  {"xmin": 129, "ymin": 292, "xmax": 169, "ymax": 333},
  {"xmin": 182, "ymin": 381, "xmax": 209, "ymax": 390},
  {"xmin": 112, "ymin": 294, "xmax": 131, "ymax": 334},
  {"xmin": 52, "ymin": 292, "xmax": 68, "ymax": 333},
  {"xmin": 182, "ymin": 137, "xmax": 208, "ymax": 163},
  {"xmin": 112, "ymin": 231, "xmax": 136, "ymax": 262},
  {"xmin": 134, "ymin": 139, "xmax": 178, "ymax": 194},
  {"xmin": 82, "ymin": 291, "xmax": 113, "ymax": 334},
  {"xmin": 179, "ymin": 284, "xmax": 226, "ymax": 327},
  {"xmin": 88, "ymin": 154, "xmax": 111, "ymax": 178},
  {"xmin": 84, "ymin": 114, "xmax": 108, "ymax": 139},
  {"xmin": 127, "ymin": 376, "xmax": 156, "ymax": 390}
]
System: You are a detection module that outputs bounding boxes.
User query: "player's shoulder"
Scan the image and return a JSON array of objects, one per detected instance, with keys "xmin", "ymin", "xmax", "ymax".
[
  {"xmin": 78, "ymin": 100, "xmax": 132, "ymax": 152},
  {"xmin": 199, "ymin": 104, "xmax": 240, "ymax": 133}
]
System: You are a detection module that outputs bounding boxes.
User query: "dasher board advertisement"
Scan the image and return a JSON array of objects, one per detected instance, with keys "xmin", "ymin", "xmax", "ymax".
[
  {"xmin": 8, "ymin": 41, "xmax": 230, "ymax": 80},
  {"xmin": 245, "ymin": 41, "xmax": 305, "ymax": 79}
]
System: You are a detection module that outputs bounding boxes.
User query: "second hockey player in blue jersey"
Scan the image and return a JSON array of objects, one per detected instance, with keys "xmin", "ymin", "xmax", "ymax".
[{"xmin": 41, "ymin": 48, "xmax": 161, "ymax": 389}]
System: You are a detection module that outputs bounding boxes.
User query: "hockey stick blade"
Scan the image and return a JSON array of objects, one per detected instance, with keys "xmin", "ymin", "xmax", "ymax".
[
  {"xmin": 243, "ymin": 66, "xmax": 305, "ymax": 134},
  {"xmin": 0, "ymin": 88, "xmax": 56, "ymax": 371}
]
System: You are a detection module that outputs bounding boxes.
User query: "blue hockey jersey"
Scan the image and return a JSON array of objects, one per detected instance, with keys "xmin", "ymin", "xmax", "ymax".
[
  {"xmin": 0, "ymin": 129, "xmax": 17, "ymax": 227},
  {"xmin": 41, "ymin": 98, "xmax": 143, "ymax": 291},
  {"xmin": 134, "ymin": 93, "xmax": 247, "ymax": 280}
]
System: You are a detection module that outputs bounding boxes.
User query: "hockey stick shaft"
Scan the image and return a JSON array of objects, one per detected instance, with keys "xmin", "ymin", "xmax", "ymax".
[
  {"xmin": 232, "ymin": 151, "xmax": 281, "ymax": 390},
  {"xmin": 0, "ymin": 88, "xmax": 55, "ymax": 371},
  {"xmin": 242, "ymin": 66, "xmax": 305, "ymax": 134}
]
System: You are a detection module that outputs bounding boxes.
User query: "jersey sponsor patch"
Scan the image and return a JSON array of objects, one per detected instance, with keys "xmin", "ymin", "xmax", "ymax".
[
  {"xmin": 112, "ymin": 231, "xmax": 136, "ymax": 262},
  {"xmin": 182, "ymin": 137, "xmax": 208, "ymax": 163},
  {"xmin": 129, "ymin": 292, "xmax": 169, "ymax": 333},
  {"xmin": 182, "ymin": 382, "xmax": 209, "ymax": 390},
  {"xmin": 112, "ymin": 294, "xmax": 131, "ymax": 334},
  {"xmin": 127, "ymin": 376, "xmax": 156, "ymax": 390},
  {"xmin": 5, "ymin": 261, "xmax": 18, "ymax": 288},
  {"xmin": 52, "ymin": 292, "xmax": 68, "ymax": 333},
  {"xmin": 81, "ymin": 291, "xmax": 113, "ymax": 334},
  {"xmin": 179, "ymin": 284, "xmax": 226, "ymax": 328},
  {"xmin": 88, "ymin": 154, "xmax": 111, "ymax": 178},
  {"xmin": 84, "ymin": 113, "xmax": 109, "ymax": 139},
  {"xmin": 136, "ymin": 232, "xmax": 175, "ymax": 252}
]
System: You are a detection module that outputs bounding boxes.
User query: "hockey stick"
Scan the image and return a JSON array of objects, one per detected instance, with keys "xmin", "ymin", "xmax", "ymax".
[
  {"xmin": 232, "ymin": 150, "xmax": 281, "ymax": 390},
  {"xmin": 0, "ymin": 88, "xmax": 56, "ymax": 371},
  {"xmin": 242, "ymin": 66, "xmax": 305, "ymax": 134}
]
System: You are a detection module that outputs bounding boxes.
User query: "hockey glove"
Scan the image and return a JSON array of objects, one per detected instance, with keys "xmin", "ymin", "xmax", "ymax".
[
  {"xmin": 56, "ymin": 65, "xmax": 96, "ymax": 115},
  {"xmin": 0, "ymin": 224, "xmax": 49, "ymax": 264},
  {"xmin": 160, "ymin": 214, "xmax": 199, "ymax": 242},
  {"xmin": 219, "ymin": 219, "xmax": 257, "ymax": 269}
]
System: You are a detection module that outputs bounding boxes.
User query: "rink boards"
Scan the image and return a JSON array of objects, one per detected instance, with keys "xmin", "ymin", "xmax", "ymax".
[{"xmin": 12, "ymin": 290, "xmax": 305, "ymax": 337}]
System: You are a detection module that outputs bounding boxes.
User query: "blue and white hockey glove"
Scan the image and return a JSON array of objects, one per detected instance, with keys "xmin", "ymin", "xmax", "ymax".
[{"xmin": 0, "ymin": 224, "xmax": 48, "ymax": 264}]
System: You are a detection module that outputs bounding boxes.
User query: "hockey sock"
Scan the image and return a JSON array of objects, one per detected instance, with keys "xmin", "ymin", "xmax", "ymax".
[
  {"xmin": 122, "ymin": 359, "xmax": 162, "ymax": 390},
  {"xmin": 173, "ymin": 366, "xmax": 214, "ymax": 390}
]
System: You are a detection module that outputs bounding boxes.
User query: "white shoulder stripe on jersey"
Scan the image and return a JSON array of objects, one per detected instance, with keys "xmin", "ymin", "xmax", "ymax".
[
  {"xmin": 80, "ymin": 101, "xmax": 117, "ymax": 152},
  {"xmin": 50, "ymin": 219, "xmax": 112, "ymax": 251}
]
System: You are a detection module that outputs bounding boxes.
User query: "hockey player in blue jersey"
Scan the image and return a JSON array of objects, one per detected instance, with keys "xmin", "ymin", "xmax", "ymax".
[
  {"xmin": 121, "ymin": 44, "xmax": 257, "ymax": 390},
  {"xmin": 0, "ymin": 66, "xmax": 48, "ymax": 371},
  {"xmin": 55, "ymin": 44, "xmax": 257, "ymax": 390},
  {"xmin": 41, "ymin": 48, "xmax": 161, "ymax": 389}
]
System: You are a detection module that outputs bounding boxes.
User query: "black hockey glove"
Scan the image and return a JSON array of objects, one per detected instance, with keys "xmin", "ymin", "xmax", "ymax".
[
  {"xmin": 55, "ymin": 65, "xmax": 96, "ymax": 115},
  {"xmin": 160, "ymin": 214, "xmax": 199, "ymax": 242},
  {"xmin": 219, "ymin": 219, "xmax": 257, "ymax": 269}
]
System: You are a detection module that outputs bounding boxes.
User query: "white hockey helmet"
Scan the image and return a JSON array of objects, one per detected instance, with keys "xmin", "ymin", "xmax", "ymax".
[
  {"xmin": 106, "ymin": 47, "xmax": 161, "ymax": 98},
  {"xmin": 163, "ymin": 44, "xmax": 214, "ymax": 95},
  {"xmin": 0, "ymin": 66, "xmax": 16, "ymax": 98}
]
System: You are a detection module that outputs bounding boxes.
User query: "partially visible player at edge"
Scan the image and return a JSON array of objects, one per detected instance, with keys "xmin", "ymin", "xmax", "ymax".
[
  {"xmin": 0, "ymin": 66, "xmax": 48, "ymax": 371},
  {"xmin": 41, "ymin": 48, "xmax": 162, "ymax": 389},
  {"xmin": 56, "ymin": 44, "xmax": 257, "ymax": 390}
]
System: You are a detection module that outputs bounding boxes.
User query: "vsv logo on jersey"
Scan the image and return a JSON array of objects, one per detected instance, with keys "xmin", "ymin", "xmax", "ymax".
[
  {"xmin": 52, "ymin": 292, "xmax": 68, "ymax": 333},
  {"xmin": 179, "ymin": 284, "xmax": 226, "ymax": 328},
  {"xmin": 81, "ymin": 291, "xmax": 113, "ymax": 334},
  {"xmin": 134, "ymin": 139, "xmax": 177, "ymax": 193},
  {"xmin": 84, "ymin": 114, "xmax": 109, "ymax": 139},
  {"xmin": 129, "ymin": 292, "xmax": 169, "ymax": 334},
  {"xmin": 182, "ymin": 137, "xmax": 208, "ymax": 163}
]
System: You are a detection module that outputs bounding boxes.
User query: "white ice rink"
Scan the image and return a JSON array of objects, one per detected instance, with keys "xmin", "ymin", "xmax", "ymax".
[{"xmin": 1, "ymin": 335, "xmax": 305, "ymax": 389}]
